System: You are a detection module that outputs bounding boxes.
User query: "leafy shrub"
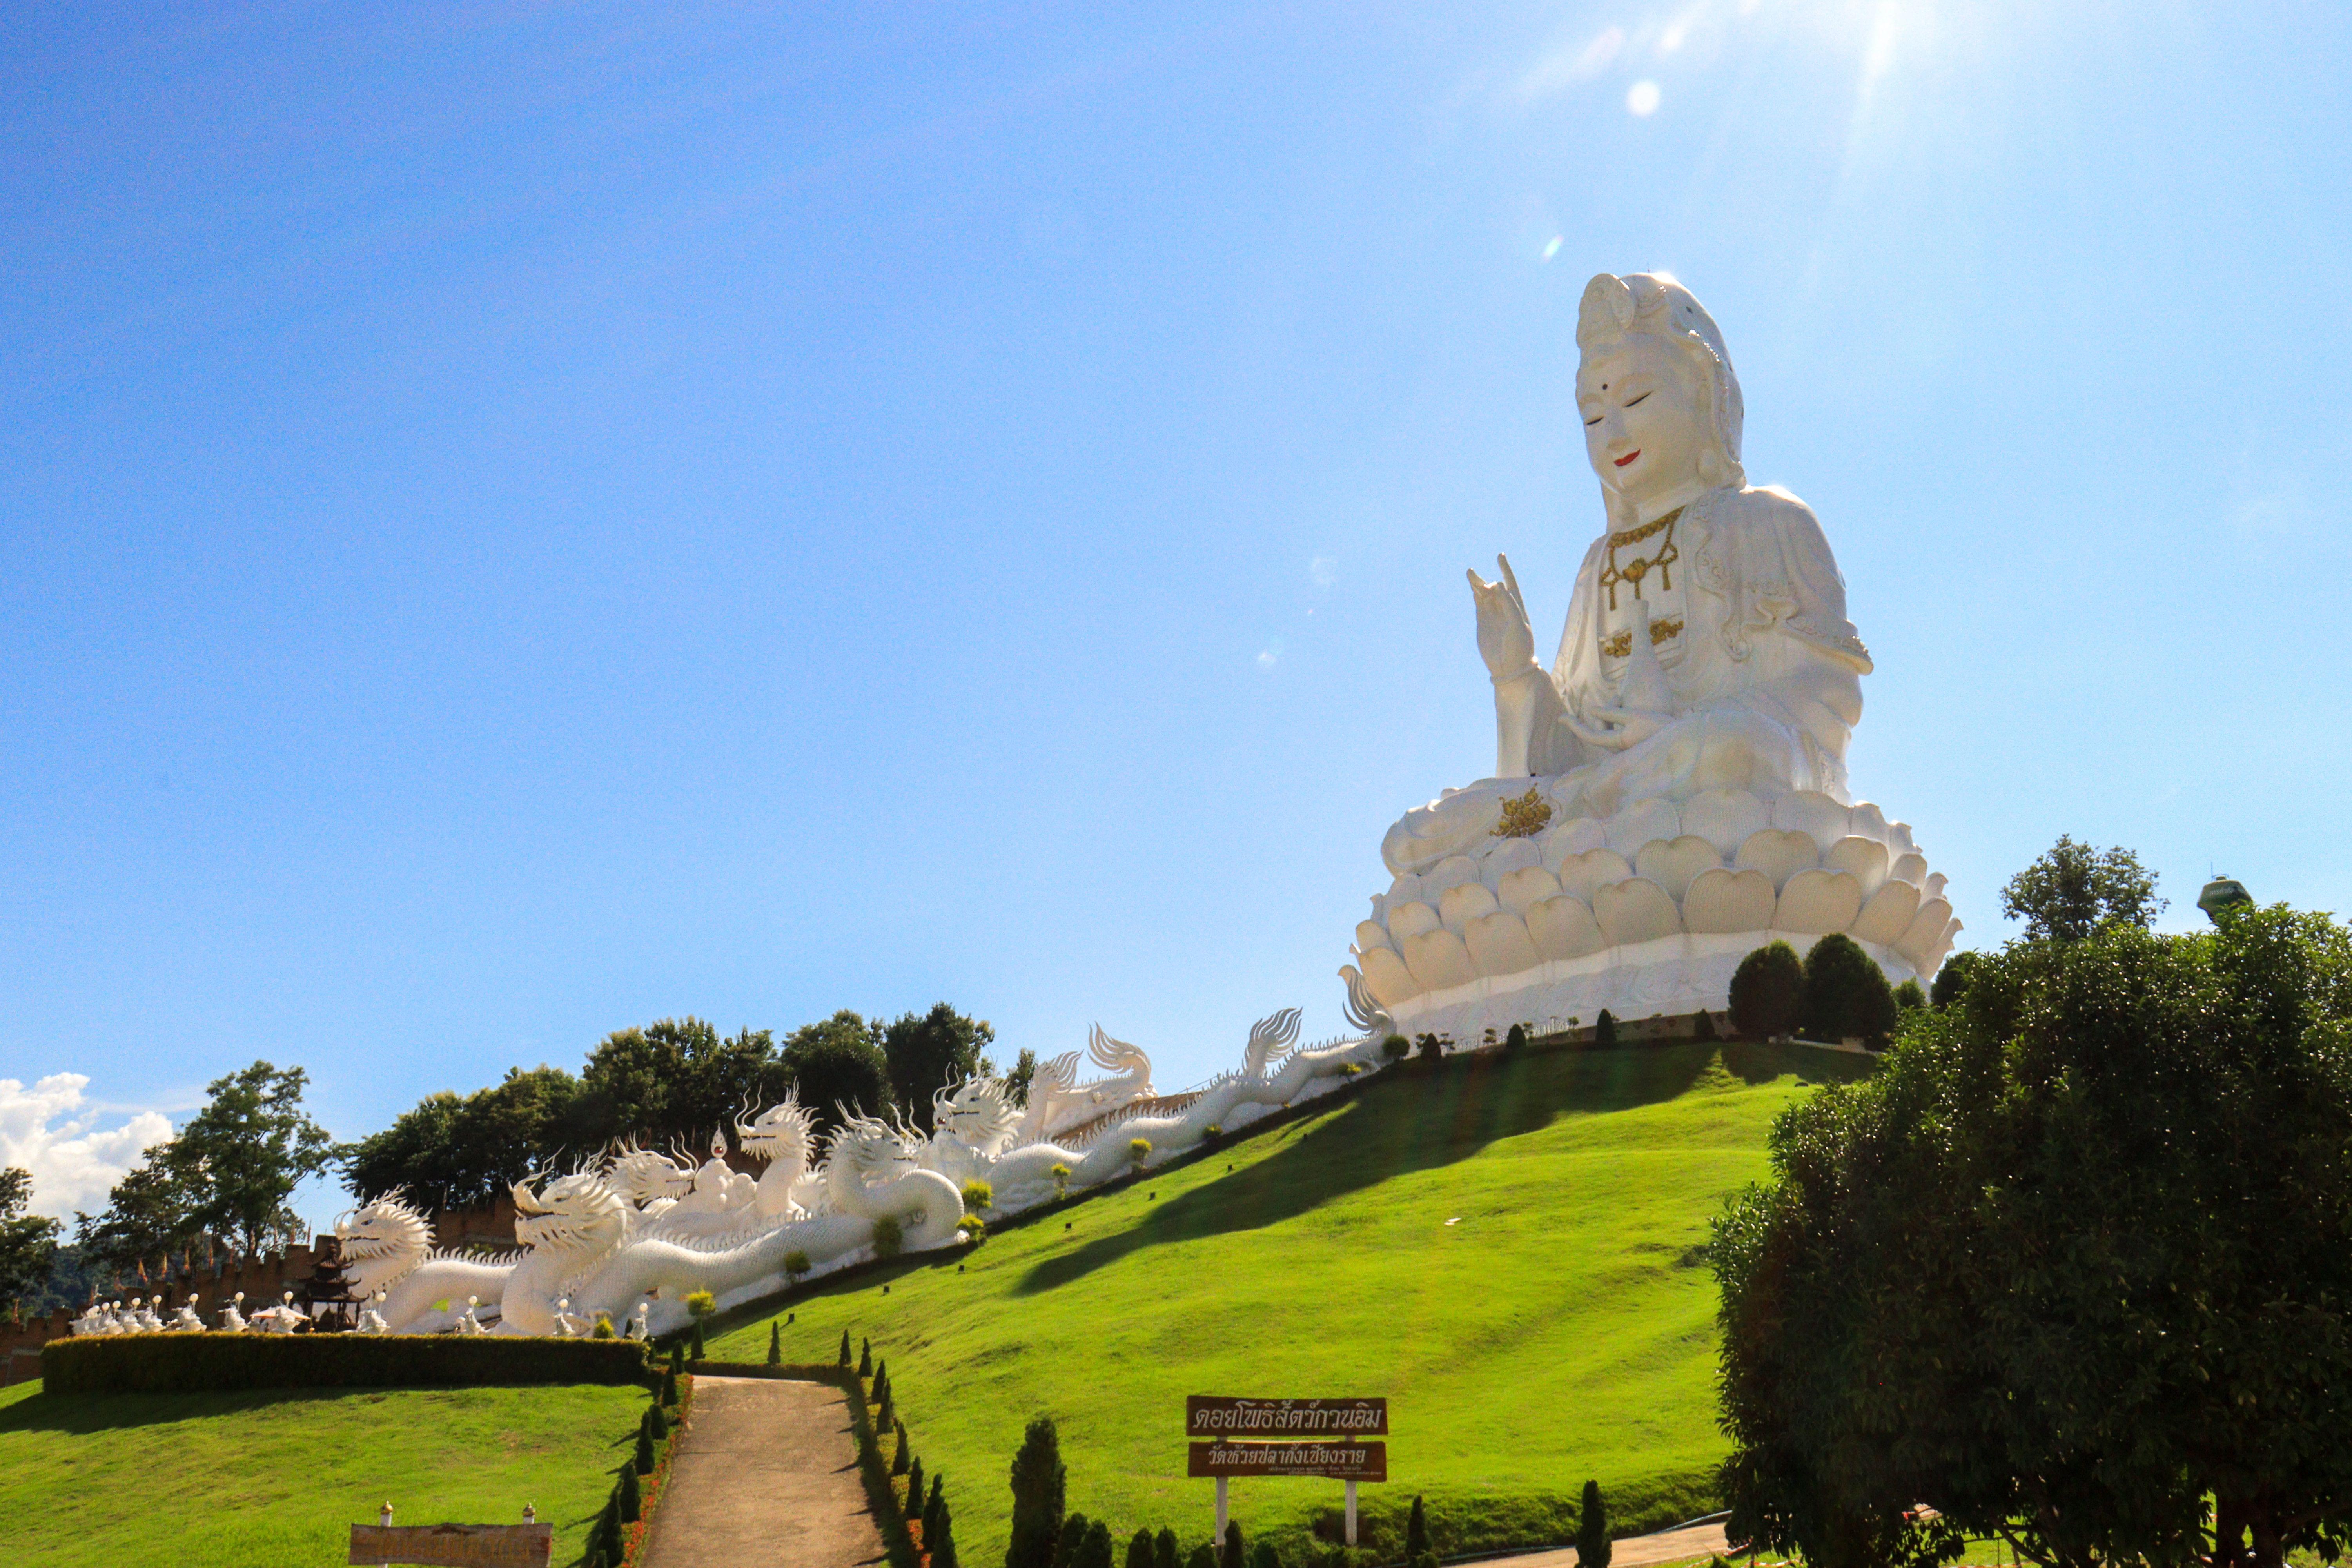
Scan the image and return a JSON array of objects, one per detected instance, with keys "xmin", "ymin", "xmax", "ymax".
[
  {"xmin": 1729, "ymin": 941, "xmax": 1804, "ymax": 1040},
  {"xmin": 784, "ymin": 1249, "xmax": 812, "ymax": 1281},
  {"xmin": 1593, "ymin": 1009, "xmax": 1618, "ymax": 1047},
  {"xmin": 684, "ymin": 1289, "xmax": 716, "ymax": 1320},
  {"xmin": 1129, "ymin": 1527, "xmax": 1158, "ymax": 1568},
  {"xmin": 1247, "ymin": 1542, "xmax": 1281, "ymax": 1568},
  {"xmin": 958, "ymin": 1214, "xmax": 987, "ymax": 1241},
  {"xmin": 1129, "ymin": 1137, "xmax": 1152, "ymax": 1168},
  {"xmin": 1801, "ymin": 933, "xmax": 1898, "ymax": 1046},
  {"xmin": 39, "ymin": 1333, "xmax": 653, "ymax": 1394},
  {"xmin": 1893, "ymin": 978, "xmax": 1927, "ymax": 1012},
  {"xmin": 1576, "ymin": 1479, "xmax": 1609, "ymax": 1568},
  {"xmin": 591, "ymin": 1314, "xmax": 615, "ymax": 1339},
  {"xmin": 1929, "ymin": 947, "xmax": 1979, "ymax": 1009},
  {"xmin": 1050, "ymin": 1163, "xmax": 1072, "ymax": 1200},
  {"xmin": 618, "ymin": 1463, "xmax": 642, "ymax": 1523},
  {"xmin": 1222, "ymin": 1519, "xmax": 1245, "ymax": 1568},
  {"xmin": 1504, "ymin": 1023, "xmax": 1528, "ymax": 1054},
  {"xmin": 1381, "ymin": 1034, "xmax": 1410, "ymax": 1062},
  {"xmin": 1406, "ymin": 1495, "xmax": 1430, "ymax": 1560},
  {"xmin": 872, "ymin": 1214, "xmax": 905, "ymax": 1259},
  {"xmin": 961, "ymin": 1178, "xmax": 994, "ymax": 1212},
  {"xmin": 1187, "ymin": 1547, "xmax": 1218, "ymax": 1568},
  {"xmin": 1156, "ymin": 1526, "xmax": 1180, "ymax": 1568}
]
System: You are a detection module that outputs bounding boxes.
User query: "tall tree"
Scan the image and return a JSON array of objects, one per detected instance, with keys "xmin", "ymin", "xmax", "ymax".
[
  {"xmin": 1004, "ymin": 1414, "xmax": 1067, "ymax": 1568},
  {"xmin": 574, "ymin": 1019, "xmax": 783, "ymax": 1153},
  {"xmin": 0, "ymin": 1169, "xmax": 61, "ymax": 1320},
  {"xmin": 2000, "ymin": 835, "xmax": 2165, "ymax": 941},
  {"xmin": 780, "ymin": 1011, "xmax": 893, "ymax": 1132},
  {"xmin": 882, "ymin": 1003, "xmax": 995, "ymax": 1133},
  {"xmin": 341, "ymin": 1065, "xmax": 581, "ymax": 1206},
  {"xmin": 1713, "ymin": 904, "xmax": 2352, "ymax": 1568},
  {"xmin": 166, "ymin": 1060, "xmax": 336, "ymax": 1256},
  {"xmin": 74, "ymin": 1156, "xmax": 202, "ymax": 1287}
]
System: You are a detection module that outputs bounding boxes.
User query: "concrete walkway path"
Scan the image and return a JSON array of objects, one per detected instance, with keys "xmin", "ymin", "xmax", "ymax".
[
  {"xmin": 1484, "ymin": 1521, "xmax": 1732, "ymax": 1568},
  {"xmin": 637, "ymin": 1375, "xmax": 889, "ymax": 1568}
]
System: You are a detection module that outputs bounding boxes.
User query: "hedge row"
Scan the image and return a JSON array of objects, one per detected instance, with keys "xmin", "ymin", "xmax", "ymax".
[{"xmin": 39, "ymin": 1332, "xmax": 656, "ymax": 1394}]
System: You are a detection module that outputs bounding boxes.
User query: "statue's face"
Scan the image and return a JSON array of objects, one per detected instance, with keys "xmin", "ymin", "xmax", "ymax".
[{"xmin": 1577, "ymin": 337, "xmax": 1705, "ymax": 508}]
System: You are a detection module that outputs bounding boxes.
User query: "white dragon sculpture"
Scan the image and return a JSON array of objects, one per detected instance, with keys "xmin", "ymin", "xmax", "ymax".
[{"xmin": 345, "ymin": 991, "xmax": 1385, "ymax": 1337}]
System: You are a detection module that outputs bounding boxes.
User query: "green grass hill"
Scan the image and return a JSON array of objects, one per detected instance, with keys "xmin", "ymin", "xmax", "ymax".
[
  {"xmin": 711, "ymin": 1039, "xmax": 1871, "ymax": 1565},
  {"xmin": 0, "ymin": 1377, "xmax": 642, "ymax": 1566}
]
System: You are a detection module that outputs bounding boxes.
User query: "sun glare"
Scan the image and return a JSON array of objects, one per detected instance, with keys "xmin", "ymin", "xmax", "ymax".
[{"xmin": 1626, "ymin": 79, "xmax": 1662, "ymax": 116}]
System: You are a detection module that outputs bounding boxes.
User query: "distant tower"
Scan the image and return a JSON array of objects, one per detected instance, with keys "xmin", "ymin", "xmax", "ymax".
[{"xmin": 2197, "ymin": 877, "xmax": 2252, "ymax": 924}]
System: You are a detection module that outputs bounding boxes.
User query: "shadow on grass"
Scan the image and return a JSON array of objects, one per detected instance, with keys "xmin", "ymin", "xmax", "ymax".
[
  {"xmin": 0, "ymin": 1383, "xmax": 387, "ymax": 1435},
  {"xmin": 1011, "ymin": 1038, "xmax": 1868, "ymax": 1296}
]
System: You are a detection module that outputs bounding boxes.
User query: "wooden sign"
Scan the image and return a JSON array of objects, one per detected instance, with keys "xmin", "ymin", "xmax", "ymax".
[
  {"xmin": 348, "ymin": 1522, "xmax": 553, "ymax": 1568},
  {"xmin": 1185, "ymin": 1396, "xmax": 1388, "ymax": 1437},
  {"xmin": 1188, "ymin": 1441, "xmax": 1387, "ymax": 1482}
]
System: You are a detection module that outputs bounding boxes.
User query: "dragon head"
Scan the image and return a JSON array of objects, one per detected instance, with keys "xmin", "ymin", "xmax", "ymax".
[
  {"xmin": 334, "ymin": 1192, "xmax": 433, "ymax": 1293},
  {"xmin": 604, "ymin": 1145, "xmax": 693, "ymax": 1207},
  {"xmin": 510, "ymin": 1171, "xmax": 630, "ymax": 1258},
  {"xmin": 737, "ymin": 1093, "xmax": 817, "ymax": 1170},
  {"xmin": 933, "ymin": 1075, "xmax": 1022, "ymax": 1156},
  {"xmin": 825, "ymin": 1109, "xmax": 923, "ymax": 1188}
]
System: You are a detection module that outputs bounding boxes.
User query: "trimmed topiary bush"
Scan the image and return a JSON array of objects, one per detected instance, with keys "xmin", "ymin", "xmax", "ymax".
[
  {"xmin": 1247, "ymin": 1542, "xmax": 1281, "ymax": 1568},
  {"xmin": 1005, "ymin": 1416, "xmax": 1066, "ymax": 1568},
  {"xmin": 933, "ymin": 1497, "xmax": 962, "ymax": 1568},
  {"xmin": 1576, "ymin": 1479, "xmax": 1610, "ymax": 1568},
  {"xmin": 1802, "ymin": 932, "xmax": 1898, "ymax": 1046},
  {"xmin": 859, "ymin": 1338, "xmax": 873, "ymax": 1377},
  {"xmin": 961, "ymin": 1178, "xmax": 993, "ymax": 1212},
  {"xmin": 1382, "ymin": 1034, "xmax": 1410, "ymax": 1063},
  {"xmin": 646, "ymin": 1401, "xmax": 669, "ymax": 1440},
  {"xmin": 924, "ymin": 1473, "xmax": 946, "ymax": 1545},
  {"xmin": 659, "ymin": 1364, "xmax": 679, "ymax": 1408},
  {"xmin": 768, "ymin": 1321, "xmax": 782, "ymax": 1365},
  {"xmin": 1406, "ymin": 1494, "xmax": 1430, "ymax": 1560},
  {"xmin": 1593, "ymin": 1009, "xmax": 1618, "ymax": 1047},
  {"xmin": 838, "ymin": 1329, "xmax": 852, "ymax": 1366},
  {"xmin": 1053, "ymin": 1513, "xmax": 1093, "ymax": 1568},
  {"xmin": 1129, "ymin": 1527, "xmax": 1157, "ymax": 1568},
  {"xmin": 785, "ymin": 1248, "xmax": 812, "ymax": 1282},
  {"xmin": 1504, "ymin": 1022, "xmax": 1528, "ymax": 1054},
  {"xmin": 1156, "ymin": 1526, "xmax": 1180, "ymax": 1568},
  {"xmin": 1729, "ymin": 940, "xmax": 1804, "ymax": 1040},
  {"xmin": 873, "ymin": 1213, "xmax": 905, "ymax": 1259},
  {"xmin": 618, "ymin": 1462, "xmax": 642, "ymax": 1524},
  {"xmin": 1691, "ymin": 1009, "xmax": 1717, "ymax": 1042},
  {"xmin": 37, "ymin": 1333, "xmax": 654, "ymax": 1395},
  {"xmin": 1129, "ymin": 1137, "xmax": 1152, "ymax": 1170},
  {"xmin": 1893, "ymin": 978, "xmax": 1926, "ymax": 1013},
  {"xmin": 635, "ymin": 1424, "xmax": 656, "ymax": 1475},
  {"xmin": 893, "ymin": 1419, "xmax": 910, "ymax": 1475},
  {"xmin": 1187, "ymin": 1546, "xmax": 1218, "ymax": 1568},
  {"xmin": 1221, "ymin": 1519, "xmax": 1245, "ymax": 1568},
  {"xmin": 905, "ymin": 1457, "xmax": 926, "ymax": 1520}
]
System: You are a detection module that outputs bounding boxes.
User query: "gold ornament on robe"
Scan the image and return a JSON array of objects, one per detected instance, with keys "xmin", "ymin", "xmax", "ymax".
[{"xmin": 1492, "ymin": 787, "xmax": 1553, "ymax": 839}]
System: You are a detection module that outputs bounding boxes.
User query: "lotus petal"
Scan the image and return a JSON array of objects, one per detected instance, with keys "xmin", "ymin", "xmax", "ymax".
[
  {"xmin": 1895, "ymin": 897, "xmax": 1955, "ymax": 970},
  {"xmin": 1849, "ymin": 880, "xmax": 1920, "ymax": 946},
  {"xmin": 1497, "ymin": 866, "xmax": 1564, "ymax": 915},
  {"xmin": 1772, "ymin": 791, "xmax": 1852, "ymax": 850},
  {"xmin": 1387, "ymin": 871, "xmax": 1426, "ymax": 907},
  {"xmin": 1682, "ymin": 866, "xmax": 1777, "ymax": 933},
  {"xmin": 1824, "ymin": 836, "xmax": 1889, "ymax": 898},
  {"xmin": 1606, "ymin": 798, "xmax": 1683, "ymax": 858},
  {"xmin": 1680, "ymin": 788, "xmax": 1769, "ymax": 857},
  {"xmin": 1597, "ymin": 877, "xmax": 1682, "ymax": 945},
  {"xmin": 1888, "ymin": 851, "xmax": 1929, "ymax": 887},
  {"xmin": 1541, "ymin": 817, "xmax": 1608, "ymax": 870},
  {"xmin": 1439, "ymin": 882, "xmax": 1500, "ymax": 931},
  {"xmin": 1735, "ymin": 829, "xmax": 1819, "ymax": 891},
  {"xmin": 1466, "ymin": 911, "xmax": 1541, "ymax": 977},
  {"xmin": 1402, "ymin": 928, "xmax": 1479, "ymax": 991},
  {"xmin": 1485, "ymin": 839, "xmax": 1542, "ymax": 882},
  {"xmin": 1925, "ymin": 872, "xmax": 1947, "ymax": 900},
  {"xmin": 1635, "ymin": 835, "xmax": 1723, "ymax": 901},
  {"xmin": 1920, "ymin": 917, "xmax": 1962, "ymax": 976},
  {"xmin": 1847, "ymin": 800, "xmax": 1891, "ymax": 846},
  {"xmin": 1362, "ymin": 947, "xmax": 1420, "ymax": 1007},
  {"xmin": 1355, "ymin": 920, "xmax": 1395, "ymax": 955},
  {"xmin": 1886, "ymin": 820, "xmax": 1918, "ymax": 857},
  {"xmin": 1425, "ymin": 856, "xmax": 1480, "ymax": 900},
  {"xmin": 1525, "ymin": 895, "xmax": 1606, "ymax": 961},
  {"xmin": 1556, "ymin": 848, "xmax": 1636, "ymax": 905},
  {"xmin": 1387, "ymin": 900, "xmax": 1440, "ymax": 941},
  {"xmin": 1773, "ymin": 867, "xmax": 1864, "ymax": 935}
]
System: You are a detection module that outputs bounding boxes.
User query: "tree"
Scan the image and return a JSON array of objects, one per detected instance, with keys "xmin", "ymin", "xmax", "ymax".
[
  {"xmin": 618, "ymin": 1463, "xmax": 642, "ymax": 1523},
  {"xmin": 1801, "ymin": 933, "xmax": 1898, "ymax": 1047},
  {"xmin": 167, "ymin": 1060, "xmax": 335, "ymax": 1256},
  {"xmin": 925, "ymin": 1474, "xmax": 946, "ymax": 1544},
  {"xmin": 1005, "ymin": 1414, "xmax": 1067, "ymax": 1568},
  {"xmin": 575, "ymin": 1018, "xmax": 781, "ymax": 1152},
  {"xmin": 1930, "ymin": 949, "xmax": 1980, "ymax": 1010},
  {"xmin": 1713, "ymin": 906, "xmax": 2352, "ymax": 1568},
  {"xmin": 884, "ymin": 1004, "xmax": 995, "ymax": 1134},
  {"xmin": 1593, "ymin": 1009, "xmax": 1617, "ymax": 1047},
  {"xmin": 1128, "ymin": 1529, "xmax": 1156, "ymax": 1568},
  {"xmin": 1893, "ymin": 979, "xmax": 1926, "ymax": 1012},
  {"xmin": 1577, "ymin": 1481, "xmax": 1609, "ymax": 1568},
  {"xmin": 1730, "ymin": 942, "xmax": 1804, "ymax": 1040},
  {"xmin": 341, "ymin": 1065, "xmax": 580, "ymax": 1207},
  {"xmin": 1999, "ymin": 835, "xmax": 2164, "ymax": 941},
  {"xmin": 1053, "ymin": 1515, "xmax": 1093, "ymax": 1568},
  {"xmin": 1504, "ymin": 1022, "xmax": 1529, "ymax": 1054},
  {"xmin": 0, "ymin": 1169, "xmax": 60, "ymax": 1319},
  {"xmin": 1155, "ymin": 1526, "xmax": 1180, "ymax": 1568},
  {"xmin": 1004, "ymin": 1049, "xmax": 1040, "ymax": 1106},
  {"xmin": 839, "ymin": 1329, "xmax": 852, "ymax": 1366},
  {"xmin": 781, "ymin": 1011, "xmax": 894, "ymax": 1132},
  {"xmin": 1407, "ymin": 1496, "xmax": 1431, "ymax": 1560},
  {"xmin": 74, "ymin": 1154, "xmax": 200, "ymax": 1288},
  {"xmin": 634, "ymin": 1425, "xmax": 656, "ymax": 1475},
  {"xmin": 907, "ymin": 1457, "xmax": 927, "ymax": 1520},
  {"xmin": 933, "ymin": 1497, "xmax": 962, "ymax": 1568}
]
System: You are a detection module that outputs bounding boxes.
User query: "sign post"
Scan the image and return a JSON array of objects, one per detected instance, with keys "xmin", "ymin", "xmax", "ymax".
[{"xmin": 1186, "ymin": 1399, "xmax": 1389, "ymax": 1548}]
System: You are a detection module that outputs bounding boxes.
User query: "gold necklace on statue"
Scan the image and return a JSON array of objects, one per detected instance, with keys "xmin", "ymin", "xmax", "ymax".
[{"xmin": 1598, "ymin": 507, "xmax": 1681, "ymax": 612}]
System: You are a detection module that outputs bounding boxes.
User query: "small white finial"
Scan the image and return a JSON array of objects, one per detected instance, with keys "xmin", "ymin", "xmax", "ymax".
[
  {"xmin": 523, "ymin": 1504, "xmax": 536, "ymax": 1523},
  {"xmin": 380, "ymin": 1503, "xmax": 394, "ymax": 1526}
]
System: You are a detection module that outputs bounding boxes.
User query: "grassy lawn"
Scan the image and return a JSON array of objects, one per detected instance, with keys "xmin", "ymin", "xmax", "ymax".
[
  {"xmin": 0, "ymin": 1376, "xmax": 645, "ymax": 1567},
  {"xmin": 708, "ymin": 1040, "xmax": 1870, "ymax": 1565}
]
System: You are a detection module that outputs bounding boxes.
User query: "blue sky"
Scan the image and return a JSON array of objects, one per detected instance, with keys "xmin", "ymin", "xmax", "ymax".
[{"xmin": 3, "ymin": 0, "xmax": 2347, "ymax": 1220}]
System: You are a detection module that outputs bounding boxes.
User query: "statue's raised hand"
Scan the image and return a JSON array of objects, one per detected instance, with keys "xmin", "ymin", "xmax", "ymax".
[{"xmin": 1469, "ymin": 555, "xmax": 1537, "ymax": 682}]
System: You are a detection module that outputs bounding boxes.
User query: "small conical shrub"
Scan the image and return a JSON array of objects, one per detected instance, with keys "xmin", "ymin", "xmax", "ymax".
[
  {"xmin": 859, "ymin": 1338, "xmax": 873, "ymax": 1377},
  {"xmin": 1692, "ymin": 1008, "xmax": 1718, "ymax": 1042},
  {"xmin": 1053, "ymin": 1513, "xmax": 1093, "ymax": 1568},
  {"xmin": 1005, "ymin": 1416, "xmax": 1065, "ymax": 1568},
  {"xmin": 924, "ymin": 1475, "xmax": 947, "ymax": 1551},
  {"xmin": 690, "ymin": 1323, "xmax": 706, "ymax": 1361},
  {"xmin": 1129, "ymin": 1528, "xmax": 1157, "ymax": 1568},
  {"xmin": 646, "ymin": 1401, "xmax": 669, "ymax": 1440},
  {"xmin": 1247, "ymin": 1543, "xmax": 1279, "ymax": 1568},
  {"xmin": 1155, "ymin": 1528, "xmax": 1180, "ymax": 1568},
  {"xmin": 670, "ymin": 1343, "xmax": 686, "ymax": 1374},
  {"xmin": 659, "ymin": 1365, "xmax": 679, "ymax": 1407},
  {"xmin": 1407, "ymin": 1495, "xmax": 1431, "ymax": 1560},
  {"xmin": 932, "ymin": 1497, "xmax": 961, "ymax": 1568},
  {"xmin": 1504, "ymin": 1022, "xmax": 1528, "ymax": 1054},
  {"xmin": 839, "ymin": 1329, "xmax": 852, "ymax": 1365},
  {"xmin": 1594, "ymin": 1008, "xmax": 1618, "ymax": 1047},
  {"xmin": 893, "ymin": 1421, "xmax": 911, "ymax": 1475},
  {"xmin": 596, "ymin": 1496, "xmax": 622, "ymax": 1563},
  {"xmin": 1576, "ymin": 1480, "xmax": 1610, "ymax": 1568},
  {"xmin": 1186, "ymin": 1546, "xmax": 1217, "ymax": 1568},
  {"xmin": 619, "ymin": 1464, "xmax": 642, "ymax": 1524},
  {"xmin": 634, "ymin": 1425, "xmax": 656, "ymax": 1475},
  {"xmin": 768, "ymin": 1321, "xmax": 782, "ymax": 1365},
  {"xmin": 905, "ymin": 1457, "xmax": 926, "ymax": 1520},
  {"xmin": 1221, "ymin": 1520, "xmax": 1245, "ymax": 1568},
  {"xmin": 1083, "ymin": 1520, "xmax": 1114, "ymax": 1568},
  {"xmin": 873, "ymin": 1359, "xmax": 890, "ymax": 1403}
]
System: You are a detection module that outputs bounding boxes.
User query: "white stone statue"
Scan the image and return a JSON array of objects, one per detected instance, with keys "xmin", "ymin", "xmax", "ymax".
[
  {"xmin": 219, "ymin": 1291, "xmax": 248, "ymax": 1333},
  {"xmin": 456, "ymin": 1295, "xmax": 488, "ymax": 1335},
  {"xmin": 627, "ymin": 1301, "xmax": 650, "ymax": 1340},
  {"xmin": 1352, "ymin": 272, "xmax": 1959, "ymax": 1040},
  {"xmin": 357, "ymin": 1291, "xmax": 392, "ymax": 1335},
  {"xmin": 173, "ymin": 1295, "xmax": 205, "ymax": 1332}
]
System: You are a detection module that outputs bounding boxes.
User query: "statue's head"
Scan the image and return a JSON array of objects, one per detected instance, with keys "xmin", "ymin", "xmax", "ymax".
[{"xmin": 1575, "ymin": 272, "xmax": 1744, "ymax": 518}]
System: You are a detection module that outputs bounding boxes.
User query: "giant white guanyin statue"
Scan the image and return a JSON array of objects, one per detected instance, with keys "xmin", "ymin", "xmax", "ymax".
[{"xmin": 1347, "ymin": 271, "xmax": 1959, "ymax": 1041}]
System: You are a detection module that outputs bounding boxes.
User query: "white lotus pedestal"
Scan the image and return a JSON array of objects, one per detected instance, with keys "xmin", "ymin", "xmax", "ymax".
[{"xmin": 1351, "ymin": 782, "xmax": 1960, "ymax": 1043}]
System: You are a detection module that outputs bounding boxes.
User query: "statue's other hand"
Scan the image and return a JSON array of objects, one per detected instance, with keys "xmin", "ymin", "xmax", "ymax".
[
  {"xmin": 1468, "ymin": 555, "xmax": 1537, "ymax": 681},
  {"xmin": 1582, "ymin": 705, "xmax": 1671, "ymax": 749}
]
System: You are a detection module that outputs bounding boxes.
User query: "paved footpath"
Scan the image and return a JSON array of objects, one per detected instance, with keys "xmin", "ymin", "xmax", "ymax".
[
  {"xmin": 638, "ymin": 1375, "xmax": 889, "ymax": 1568},
  {"xmin": 1485, "ymin": 1522, "xmax": 1733, "ymax": 1568}
]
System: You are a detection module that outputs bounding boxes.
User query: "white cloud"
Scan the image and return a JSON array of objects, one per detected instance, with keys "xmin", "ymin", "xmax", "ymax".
[{"xmin": 0, "ymin": 1074, "xmax": 176, "ymax": 1220}]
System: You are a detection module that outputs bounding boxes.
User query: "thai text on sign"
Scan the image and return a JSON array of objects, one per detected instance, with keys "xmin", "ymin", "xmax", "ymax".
[
  {"xmin": 1185, "ymin": 1397, "xmax": 1388, "ymax": 1437},
  {"xmin": 1187, "ymin": 1441, "xmax": 1388, "ymax": 1482},
  {"xmin": 347, "ymin": 1522, "xmax": 553, "ymax": 1568}
]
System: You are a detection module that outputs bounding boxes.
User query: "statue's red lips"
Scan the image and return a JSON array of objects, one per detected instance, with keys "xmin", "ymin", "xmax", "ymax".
[{"xmin": 1613, "ymin": 449, "xmax": 1641, "ymax": 468}]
